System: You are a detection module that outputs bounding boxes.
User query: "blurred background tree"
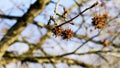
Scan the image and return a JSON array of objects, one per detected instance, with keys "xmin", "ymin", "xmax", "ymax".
[{"xmin": 0, "ymin": 0, "xmax": 120, "ymax": 68}]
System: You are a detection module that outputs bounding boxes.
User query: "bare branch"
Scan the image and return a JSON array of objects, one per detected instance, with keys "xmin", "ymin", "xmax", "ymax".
[
  {"xmin": 56, "ymin": 1, "xmax": 98, "ymax": 27},
  {"xmin": 0, "ymin": 14, "xmax": 20, "ymax": 20},
  {"xmin": 0, "ymin": 0, "xmax": 50, "ymax": 60}
]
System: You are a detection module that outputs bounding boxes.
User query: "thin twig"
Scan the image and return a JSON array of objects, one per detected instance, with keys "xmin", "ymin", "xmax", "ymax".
[
  {"xmin": 0, "ymin": 14, "xmax": 20, "ymax": 20},
  {"xmin": 56, "ymin": 1, "xmax": 98, "ymax": 28}
]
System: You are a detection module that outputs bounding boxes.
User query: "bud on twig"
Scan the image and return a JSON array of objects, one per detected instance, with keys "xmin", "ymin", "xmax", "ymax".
[{"xmin": 90, "ymin": 1, "xmax": 98, "ymax": 8}]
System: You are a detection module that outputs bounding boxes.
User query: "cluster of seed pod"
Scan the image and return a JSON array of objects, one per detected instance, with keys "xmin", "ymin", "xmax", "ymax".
[
  {"xmin": 92, "ymin": 13, "xmax": 108, "ymax": 29},
  {"xmin": 52, "ymin": 27, "xmax": 73, "ymax": 40}
]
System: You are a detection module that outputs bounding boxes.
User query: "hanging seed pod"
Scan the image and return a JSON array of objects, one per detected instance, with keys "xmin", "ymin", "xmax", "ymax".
[
  {"xmin": 91, "ymin": 13, "xmax": 108, "ymax": 29},
  {"xmin": 52, "ymin": 27, "xmax": 63, "ymax": 36},
  {"xmin": 61, "ymin": 29, "xmax": 73, "ymax": 39}
]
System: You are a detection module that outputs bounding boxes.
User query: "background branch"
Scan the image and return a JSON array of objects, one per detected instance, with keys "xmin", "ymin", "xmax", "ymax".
[{"xmin": 0, "ymin": 0, "xmax": 50, "ymax": 60}]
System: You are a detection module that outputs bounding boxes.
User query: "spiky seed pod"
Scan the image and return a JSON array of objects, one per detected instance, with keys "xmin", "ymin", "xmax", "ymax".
[
  {"xmin": 52, "ymin": 27, "xmax": 63, "ymax": 36},
  {"xmin": 61, "ymin": 29, "xmax": 73, "ymax": 39},
  {"xmin": 92, "ymin": 13, "xmax": 108, "ymax": 29}
]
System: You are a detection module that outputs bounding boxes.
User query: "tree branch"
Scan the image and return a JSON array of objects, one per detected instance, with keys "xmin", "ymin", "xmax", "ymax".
[
  {"xmin": 0, "ymin": 14, "xmax": 20, "ymax": 20},
  {"xmin": 3, "ymin": 49, "xmax": 120, "ymax": 60},
  {"xmin": 0, "ymin": 0, "xmax": 50, "ymax": 60},
  {"xmin": 56, "ymin": 1, "xmax": 98, "ymax": 27}
]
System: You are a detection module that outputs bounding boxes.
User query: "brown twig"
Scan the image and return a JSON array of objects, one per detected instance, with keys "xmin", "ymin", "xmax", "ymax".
[
  {"xmin": 56, "ymin": 1, "xmax": 98, "ymax": 28},
  {"xmin": 0, "ymin": 14, "xmax": 20, "ymax": 20}
]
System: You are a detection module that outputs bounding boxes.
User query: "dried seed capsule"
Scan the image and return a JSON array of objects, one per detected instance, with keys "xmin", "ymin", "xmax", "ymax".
[
  {"xmin": 91, "ymin": 13, "xmax": 108, "ymax": 29},
  {"xmin": 52, "ymin": 27, "xmax": 63, "ymax": 36},
  {"xmin": 61, "ymin": 29, "xmax": 73, "ymax": 39}
]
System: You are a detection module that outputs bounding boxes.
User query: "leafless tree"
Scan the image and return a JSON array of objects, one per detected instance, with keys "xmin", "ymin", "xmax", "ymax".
[{"xmin": 0, "ymin": 0, "xmax": 120, "ymax": 68}]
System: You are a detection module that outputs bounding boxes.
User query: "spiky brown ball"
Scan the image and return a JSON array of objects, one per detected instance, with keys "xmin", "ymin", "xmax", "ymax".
[
  {"xmin": 92, "ymin": 13, "xmax": 108, "ymax": 29},
  {"xmin": 61, "ymin": 29, "xmax": 73, "ymax": 39},
  {"xmin": 52, "ymin": 27, "xmax": 63, "ymax": 36}
]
